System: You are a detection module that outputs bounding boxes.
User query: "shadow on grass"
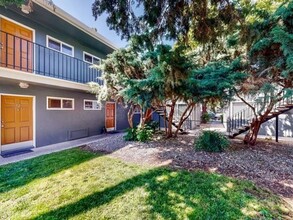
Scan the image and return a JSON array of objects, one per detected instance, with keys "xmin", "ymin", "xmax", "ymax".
[
  {"xmin": 0, "ymin": 148, "xmax": 99, "ymax": 194},
  {"xmin": 33, "ymin": 168, "xmax": 280, "ymax": 220}
]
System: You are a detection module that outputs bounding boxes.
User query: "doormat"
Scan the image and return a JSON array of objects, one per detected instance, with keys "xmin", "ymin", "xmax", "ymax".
[{"xmin": 1, "ymin": 149, "xmax": 34, "ymax": 158}]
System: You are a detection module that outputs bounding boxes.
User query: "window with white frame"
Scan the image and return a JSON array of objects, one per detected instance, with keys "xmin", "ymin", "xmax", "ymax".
[
  {"xmin": 47, "ymin": 97, "xmax": 74, "ymax": 110},
  {"xmin": 83, "ymin": 52, "xmax": 101, "ymax": 65},
  {"xmin": 84, "ymin": 100, "xmax": 101, "ymax": 110},
  {"xmin": 47, "ymin": 36, "xmax": 74, "ymax": 56}
]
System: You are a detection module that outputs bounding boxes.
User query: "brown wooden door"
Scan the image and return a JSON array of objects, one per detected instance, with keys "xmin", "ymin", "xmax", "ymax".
[
  {"xmin": 1, "ymin": 96, "xmax": 33, "ymax": 145},
  {"xmin": 105, "ymin": 102, "xmax": 115, "ymax": 130},
  {"xmin": 0, "ymin": 18, "xmax": 33, "ymax": 72}
]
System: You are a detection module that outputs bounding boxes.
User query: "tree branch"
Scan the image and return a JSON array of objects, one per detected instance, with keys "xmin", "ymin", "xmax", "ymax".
[
  {"xmin": 257, "ymin": 67, "xmax": 273, "ymax": 77},
  {"xmin": 234, "ymin": 88, "xmax": 257, "ymax": 117},
  {"xmin": 174, "ymin": 103, "xmax": 195, "ymax": 136}
]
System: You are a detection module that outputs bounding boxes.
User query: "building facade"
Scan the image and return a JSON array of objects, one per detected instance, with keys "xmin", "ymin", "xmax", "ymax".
[{"xmin": 0, "ymin": 0, "xmax": 129, "ymax": 154}]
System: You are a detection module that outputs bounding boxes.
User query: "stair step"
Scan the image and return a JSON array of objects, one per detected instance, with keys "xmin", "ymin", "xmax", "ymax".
[
  {"xmin": 285, "ymin": 104, "xmax": 293, "ymax": 107},
  {"xmin": 237, "ymin": 128, "xmax": 246, "ymax": 132},
  {"xmin": 230, "ymin": 129, "xmax": 241, "ymax": 134},
  {"xmin": 229, "ymin": 132, "xmax": 241, "ymax": 138},
  {"xmin": 276, "ymin": 108, "xmax": 289, "ymax": 112},
  {"xmin": 229, "ymin": 126, "xmax": 250, "ymax": 137},
  {"xmin": 152, "ymin": 106, "xmax": 184, "ymax": 132},
  {"xmin": 238, "ymin": 126, "xmax": 250, "ymax": 131},
  {"xmin": 277, "ymin": 106, "xmax": 289, "ymax": 110}
]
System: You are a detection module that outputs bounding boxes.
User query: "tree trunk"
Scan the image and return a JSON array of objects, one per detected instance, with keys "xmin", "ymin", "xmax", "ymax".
[
  {"xmin": 202, "ymin": 101, "xmax": 207, "ymax": 114},
  {"xmin": 163, "ymin": 106, "xmax": 168, "ymax": 136},
  {"xmin": 167, "ymin": 100, "xmax": 176, "ymax": 138},
  {"xmin": 236, "ymin": 89, "xmax": 284, "ymax": 146},
  {"xmin": 144, "ymin": 108, "xmax": 153, "ymax": 123},
  {"xmin": 139, "ymin": 108, "xmax": 154, "ymax": 128},
  {"xmin": 174, "ymin": 103, "xmax": 194, "ymax": 137},
  {"xmin": 127, "ymin": 105, "xmax": 134, "ymax": 128},
  {"xmin": 139, "ymin": 109, "xmax": 145, "ymax": 128},
  {"xmin": 244, "ymin": 119, "xmax": 262, "ymax": 145},
  {"xmin": 201, "ymin": 101, "xmax": 208, "ymax": 123}
]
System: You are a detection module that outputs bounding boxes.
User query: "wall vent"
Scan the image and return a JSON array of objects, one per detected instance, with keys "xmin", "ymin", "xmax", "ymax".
[{"xmin": 67, "ymin": 128, "xmax": 89, "ymax": 140}]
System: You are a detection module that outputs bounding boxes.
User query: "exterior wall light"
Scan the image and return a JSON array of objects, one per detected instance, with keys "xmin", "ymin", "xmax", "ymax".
[
  {"xmin": 19, "ymin": 82, "xmax": 29, "ymax": 89},
  {"xmin": 21, "ymin": 0, "xmax": 33, "ymax": 14}
]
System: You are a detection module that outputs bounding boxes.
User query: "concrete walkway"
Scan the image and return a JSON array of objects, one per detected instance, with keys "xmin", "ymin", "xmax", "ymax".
[
  {"xmin": 0, "ymin": 133, "xmax": 111, "ymax": 166},
  {"xmin": 200, "ymin": 121, "xmax": 226, "ymax": 132}
]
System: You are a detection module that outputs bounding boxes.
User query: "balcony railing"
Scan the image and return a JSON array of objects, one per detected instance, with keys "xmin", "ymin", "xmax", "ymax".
[{"xmin": 0, "ymin": 30, "xmax": 102, "ymax": 84}]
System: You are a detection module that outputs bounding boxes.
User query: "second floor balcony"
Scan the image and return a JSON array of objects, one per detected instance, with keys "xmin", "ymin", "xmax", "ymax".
[{"xmin": 0, "ymin": 31, "xmax": 103, "ymax": 85}]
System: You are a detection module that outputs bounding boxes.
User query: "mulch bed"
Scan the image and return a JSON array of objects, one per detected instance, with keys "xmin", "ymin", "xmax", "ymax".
[{"xmin": 86, "ymin": 132, "xmax": 293, "ymax": 208}]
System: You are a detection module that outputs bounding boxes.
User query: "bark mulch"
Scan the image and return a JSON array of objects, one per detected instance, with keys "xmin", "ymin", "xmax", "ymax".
[{"xmin": 86, "ymin": 132, "xmax": 293, "ymax": 209}]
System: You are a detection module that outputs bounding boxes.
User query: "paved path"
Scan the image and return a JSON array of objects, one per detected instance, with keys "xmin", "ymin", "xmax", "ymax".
[{"xmin": 0, "ymin": 133, "xmax": 111, "ymax": 166}]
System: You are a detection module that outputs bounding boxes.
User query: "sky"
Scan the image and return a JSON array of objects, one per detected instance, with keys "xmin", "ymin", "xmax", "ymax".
[{"xmin": 53, "ymin": 0, "xmax": 127, "ymax": 48}]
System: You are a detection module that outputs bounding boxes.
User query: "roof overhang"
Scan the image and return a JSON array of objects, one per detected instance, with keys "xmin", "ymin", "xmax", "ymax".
[
  {"xmin": 32, "ymin": 0, "xmax": 118, "ymax": 51},
  {"xmin": 5, "ymin": 0, "xmax": 117, "ymax": 55}
]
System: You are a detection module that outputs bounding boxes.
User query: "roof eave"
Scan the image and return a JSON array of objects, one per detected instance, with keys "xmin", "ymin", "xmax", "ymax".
[{"xmin": 32, "ymin": 0, "xmax": 118, "ymax": 50}]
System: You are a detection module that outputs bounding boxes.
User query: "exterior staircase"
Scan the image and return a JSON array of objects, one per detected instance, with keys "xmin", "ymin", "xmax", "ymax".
[
  {"xmin": 227, "ymin": 96, "xmax": 293, "ymax": 138},
  {"xmin": 153, "ymin": 106, "xmax": 184, "ymax": 132}
]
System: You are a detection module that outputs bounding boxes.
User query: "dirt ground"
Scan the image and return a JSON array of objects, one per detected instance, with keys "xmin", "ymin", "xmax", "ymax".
[{"xmin": 86, "ymin": 132, "xmax": 293, "ymax": 209}]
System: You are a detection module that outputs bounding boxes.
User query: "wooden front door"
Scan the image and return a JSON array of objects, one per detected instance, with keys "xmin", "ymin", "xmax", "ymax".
[
  {"xmin": 105, "ymin": 102, "xmax": 115, "ymax": 130},
  {"xmin": 0, "ymin": 18, "xmax": 33, "ymax": 72},
  {"xmin": 1, "ymin": 96, "xmax": 33, "ymax": 145}
]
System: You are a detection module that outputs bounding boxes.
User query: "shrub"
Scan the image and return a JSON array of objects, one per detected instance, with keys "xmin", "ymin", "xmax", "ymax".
[
  {"xmin": 194, "ymin": 131, "xmax": 229, "ymax": 152},
  {"xmin": 124, "ymin": 125, "xmax": 154, "ymax": 142},
  {"xmin": 123, "ymin": 127, "xmax": 138, "ymax": 141},
  {"xmin": 146, "ymin": 120, "xmax": 159, "ymax": 131},
  {"xmin": 136, "ymin": 125, "xmax": 153, "ymax": 142},
  {"xmin": 201, "ymin": 112, "xmax": 211, "ymax": 123}
]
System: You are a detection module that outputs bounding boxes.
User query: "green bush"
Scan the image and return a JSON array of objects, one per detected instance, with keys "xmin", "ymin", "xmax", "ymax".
[
  {"xmin": 123, "ymin": 127, "xmax": 138, "ymax": 141},
  {"xmin": 136, "ymin": 125, "xmax": 153, "ymax": 142},
  {"xmin": 124, "ymin": 125, "xmax": 154, "ymax": 142},
  {"xmin": 201, "ymin": 112, "xmax": 211, "ymax": 123},
  {"xmin": 194, "ymin": 131, "xmax": 229, "ymax": 152},
  {"xmin": 146, "ymin": 120, "xmax": 159, "ymax": 131}
]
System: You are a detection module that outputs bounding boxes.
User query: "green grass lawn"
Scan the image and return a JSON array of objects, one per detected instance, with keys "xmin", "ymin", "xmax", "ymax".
[{"xmin": 0, "ymin": 148, "xmax": 291, "ymax": 220}]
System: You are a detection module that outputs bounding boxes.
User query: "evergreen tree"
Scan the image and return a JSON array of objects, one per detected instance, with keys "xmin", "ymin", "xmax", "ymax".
[
  {"xmin": 92, "ymin": 0, "xmax": 246, "ymax": 44},
  {"xmin": 89, "ymin": 42, "xmax": 148, "ymax": 128},
  {"xmin": 234, "ymin": 1, "xmax": 293, "ymax": 145},
  {"xmin": 90, "ymin": 42, "xmax": 197, "ymax": 136},
  {"xmin": 91, "ymin": 40, "xmax": 246, "ymax": 138},
  {"xmin": 143, "ymin": 45, "xmax": 195, "ymax": 137}
]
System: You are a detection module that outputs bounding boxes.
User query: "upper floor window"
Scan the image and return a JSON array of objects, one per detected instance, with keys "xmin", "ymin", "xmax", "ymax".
[
  {"xmin": 83, "ymin": 52, "xmax": 101, "ymax": 65},
  {"xmin": 47, "ymin": 36, "xmax": 74, "ymax": 56}
]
